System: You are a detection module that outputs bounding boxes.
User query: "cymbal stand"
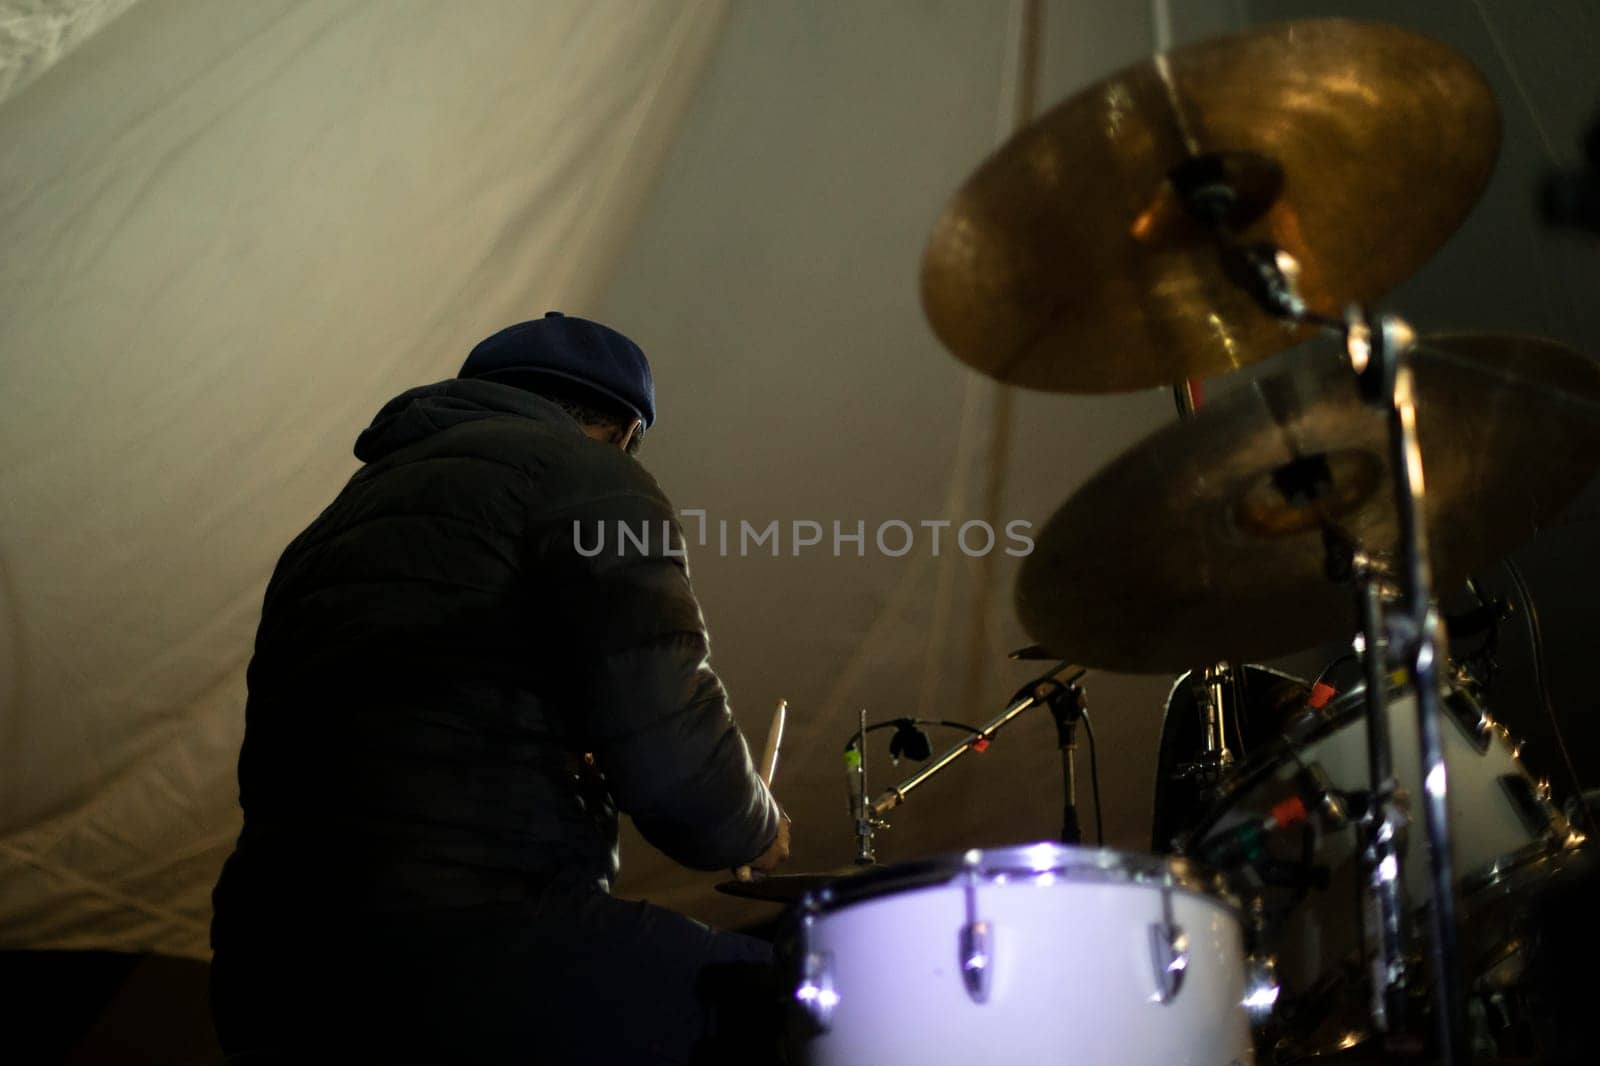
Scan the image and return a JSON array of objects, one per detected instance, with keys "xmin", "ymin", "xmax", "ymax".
[
  {"xmin": 1345, "ymin": 309, "xmax": 1464, "ymax": 1062},
  {"xmin": 1040, "ymin": 677, "xmax": 1088, "ymax": 845},
  {"xmin": 1326, "ymin": 529, "xmax": 1414, "ymax": 1037},
  {"xmin": 1180, "ymin": 185, "xmax": 1464, "ymax": 1059}
]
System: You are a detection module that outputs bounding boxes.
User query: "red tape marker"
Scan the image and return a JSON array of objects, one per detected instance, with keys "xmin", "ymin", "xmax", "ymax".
[{"xmin": 1269, "ymin": 795, "xmax": 1309, "ymax": 829}]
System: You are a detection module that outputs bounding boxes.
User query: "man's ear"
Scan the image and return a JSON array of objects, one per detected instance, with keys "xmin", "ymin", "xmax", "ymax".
[{"xmin": 615, "ymin": 417, "xmax": 643, "ymax": 452}]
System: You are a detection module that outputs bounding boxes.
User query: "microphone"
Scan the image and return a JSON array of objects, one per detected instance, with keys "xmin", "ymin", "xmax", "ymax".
[
  {"xmin": 1294, "ymin": 762, "xmax": 1350, "ymax": 830},
  {"xmin": 887, "ymin": 719, "xmax": 932, "ymax": 763},
  {"xmin": 1199, "ymin": 761, "xmax": 1348, "ymax": 868},
  {"xmin": 1200, "ymin": 795, "xmax": 1309, "ymax": 866}
]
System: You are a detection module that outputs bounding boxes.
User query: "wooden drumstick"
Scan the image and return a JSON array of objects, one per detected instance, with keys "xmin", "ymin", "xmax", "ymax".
[{"xmin": 735, "ymin": 699, "xmax": 787, "ymax": 882}]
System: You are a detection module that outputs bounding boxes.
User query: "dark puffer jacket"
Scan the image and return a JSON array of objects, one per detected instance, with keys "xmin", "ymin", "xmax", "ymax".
[{"xmin": 213, "ymin": 379, "xmax": 778, "ymax": 930}]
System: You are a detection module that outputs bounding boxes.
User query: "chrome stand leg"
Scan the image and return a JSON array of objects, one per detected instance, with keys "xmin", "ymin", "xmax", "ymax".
[
  {"xmin": 1350, "ymin": 312, "xmax": 1464, "ymax": 1063},
  {"xmin": 1355, "ymin": 572, "xmax": 1410, "ymax": 1033}
]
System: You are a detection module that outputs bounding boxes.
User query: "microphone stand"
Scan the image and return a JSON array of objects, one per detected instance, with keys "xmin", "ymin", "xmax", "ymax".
[
  {"xmin": 852, "ymin": 706, "xmax": 877, "ymax": 865},
  {"xmin": 870, "ymin": 662, "xmax": 1087, "ymax": 821},
  {"xmin": 1040, "ymin": 677, "xmax": 1088, "ymax": 845}
]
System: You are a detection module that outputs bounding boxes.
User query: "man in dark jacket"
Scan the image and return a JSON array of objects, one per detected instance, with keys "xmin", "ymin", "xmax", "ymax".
[{"xmin": 210, "ymin": 312, "xmax": 790, "ymax": 1063}]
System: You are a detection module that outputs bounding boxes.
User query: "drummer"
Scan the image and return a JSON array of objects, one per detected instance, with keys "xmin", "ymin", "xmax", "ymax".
[{"xmin": 210, "ymin": 313, "xmax": 791, "ymax": 1064}]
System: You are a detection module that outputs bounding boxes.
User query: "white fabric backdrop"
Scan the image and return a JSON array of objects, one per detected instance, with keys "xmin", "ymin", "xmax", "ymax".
[
  {"xmin": 0, "ymin": 0, "xmax": 728, "ymax": 958},
  {"xmin": 0, "ymin": 0, "xmax": 143, "ymax": 107}
]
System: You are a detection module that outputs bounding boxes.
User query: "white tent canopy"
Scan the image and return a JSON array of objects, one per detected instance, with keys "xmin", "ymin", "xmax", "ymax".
[
  {"xmin": 3, "ymin": 0, "xmax": 1597, "ymax": 959},
  {"xmin": 0, "ymin": 0, "xmax": 731, "ymax": 955}
]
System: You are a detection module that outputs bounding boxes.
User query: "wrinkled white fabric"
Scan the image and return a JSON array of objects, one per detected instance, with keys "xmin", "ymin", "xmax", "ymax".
[
  {"xmin": 0, "ymin": 0, "xmax": 142, "ymax": 107},
  {"xmin": 0, "ymin": 0, "xmax": 727, "ymax": 958}
]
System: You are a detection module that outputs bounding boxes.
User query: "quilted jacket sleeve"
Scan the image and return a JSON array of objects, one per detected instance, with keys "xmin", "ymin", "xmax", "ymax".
[{"xmin": 533, "ymin": 468, "xmax": 780, "ymax": 872}]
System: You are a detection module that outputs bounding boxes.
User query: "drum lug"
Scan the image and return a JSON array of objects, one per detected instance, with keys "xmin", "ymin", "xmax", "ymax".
[
  {"xmin": 1149, "ymin": 881, "xmax": 1190, "ymax": 1005},
  {"xmin": 1442, "ymin": 688, "xmax": 1493, "ymax": 755},
  {"xmin": 1241, "ymin": 953, "xmax": 1281, "ymax": 1026},
  {"xmin": 959, "ymin": 920, "xmax": 993, "ymax": 1004},
  {"xmin": 958, "ymin": 864, "xmax": 993, "ymax": 1003},
  {"xmin": 1148, "ymin": 920, "xmax": 1190, "ymax": 1005},
  {"xmin": 792, "ymin": 905, "xmax": 838, "ymax": 1031},
  {"xmin": 1499, "ymin": 773, "xmax": 1560, "ymax": 838}
]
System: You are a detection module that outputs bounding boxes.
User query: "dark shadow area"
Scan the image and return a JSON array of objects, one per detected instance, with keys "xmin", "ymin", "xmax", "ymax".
[{"xmin": 2, "ymin": 951, "xmax": 221, "ymax": 1066}]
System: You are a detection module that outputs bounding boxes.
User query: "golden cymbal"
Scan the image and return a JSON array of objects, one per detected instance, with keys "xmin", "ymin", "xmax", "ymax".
[
  {"xmin": 1015, "ymin": 335, "xmax": 1600, "ymax": 673},
  {"xmin": 921, "ymin": 20, "xmax": 1500, "ymax": 393}
]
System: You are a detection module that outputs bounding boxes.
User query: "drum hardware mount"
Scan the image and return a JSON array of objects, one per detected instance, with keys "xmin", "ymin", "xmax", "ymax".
[{"xmin": 1175, "ymin": 663, "xmax": 1239, "ymax": 790}]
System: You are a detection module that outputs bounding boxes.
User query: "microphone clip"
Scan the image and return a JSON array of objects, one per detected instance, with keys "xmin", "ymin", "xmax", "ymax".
[{"xmin": 887, "ymin": 718, "xmax": 933, "ymax": 765}]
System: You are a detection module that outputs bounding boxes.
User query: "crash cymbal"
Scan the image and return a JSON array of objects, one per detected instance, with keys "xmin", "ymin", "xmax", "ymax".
[
  {"xmin": 715, "ymin": 866, "xmax": 883, "ymax": 904},
  {"xmin": 921, "ymin": 20, "xmax": 1500, "ymax": 393},
  {"xmin": 1015, "ymin": 334, "xmax": 1600, "ymax": 673}
]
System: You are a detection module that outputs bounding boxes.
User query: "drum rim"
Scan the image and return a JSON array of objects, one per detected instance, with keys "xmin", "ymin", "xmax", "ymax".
[
  {"xmin": 1460, "ymin": 830, "xmax": 1588, "ymax": 898},
  {"xmin": 807, "ymin": 841, "xmax": 1240, "ymax": 914}
]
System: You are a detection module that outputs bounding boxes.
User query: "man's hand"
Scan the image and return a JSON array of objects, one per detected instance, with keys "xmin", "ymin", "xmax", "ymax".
[{"xmin": 747, "ymin": 815, "xmax": 791, "ymax": 875}]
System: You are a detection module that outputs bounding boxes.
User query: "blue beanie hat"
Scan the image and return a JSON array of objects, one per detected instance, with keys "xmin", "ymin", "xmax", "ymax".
[{"xmin": 459, "ymin": 311, "xmax": 656, "ymax": 429}]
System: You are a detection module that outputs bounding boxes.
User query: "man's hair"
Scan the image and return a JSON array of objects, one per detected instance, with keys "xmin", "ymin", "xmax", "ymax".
[{"xmin": 535, "ymin": 381, "xmax": 644, "ymax": 455}]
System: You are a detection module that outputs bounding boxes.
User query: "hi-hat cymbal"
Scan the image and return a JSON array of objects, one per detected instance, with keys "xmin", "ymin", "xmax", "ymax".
[
  {"xmin": 1015, "ymin": 335, "xmax": 1600, "ymax": 673},
  {"xmin": 921, "ymin": 20, "xmax": 1500, "ymax": 393},
  {"xmin": 715, "ymin": 866, "xmax": 884, "ymax": 904}
]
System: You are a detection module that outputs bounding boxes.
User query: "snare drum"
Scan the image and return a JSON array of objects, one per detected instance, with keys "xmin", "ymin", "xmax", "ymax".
[{"xmin": 788, "ymin": 843, "xmax": 1257, "ymax": 1066}]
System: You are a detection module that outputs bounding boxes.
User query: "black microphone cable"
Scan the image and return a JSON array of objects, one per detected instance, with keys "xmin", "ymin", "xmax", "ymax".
[
  {"xmin": 1503, "ymin": 557, "xmax": 1594, "ymax": 833},
  {"xmin": 1081, "ymin": 707, "xmax": 1103, "ymax": 846}
]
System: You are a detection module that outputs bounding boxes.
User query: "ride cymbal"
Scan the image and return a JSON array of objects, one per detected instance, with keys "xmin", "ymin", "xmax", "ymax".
[
  {"xmin": 1015, "ymin": 335, "xmax": 1600, "ymax": 673},
  {"xmin": 921, "ymin": 19, "xmax": 1500, "ymax": 392}
]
